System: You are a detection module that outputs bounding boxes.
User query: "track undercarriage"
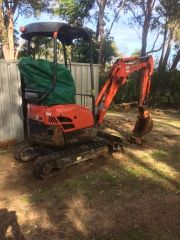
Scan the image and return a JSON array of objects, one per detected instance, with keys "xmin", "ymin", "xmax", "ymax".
[{"xmin": 14, "ymin": 133, "xmax": 123, "ymax": 179}]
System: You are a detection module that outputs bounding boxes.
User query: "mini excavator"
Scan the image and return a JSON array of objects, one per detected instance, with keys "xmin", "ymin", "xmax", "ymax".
[{"xmin": 14, "ymin": 22, "xmax": 154, "ymax": 179}]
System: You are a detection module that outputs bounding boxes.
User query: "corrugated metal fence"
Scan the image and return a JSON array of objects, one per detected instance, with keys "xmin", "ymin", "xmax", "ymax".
[
  {"xmin": 0, "ymin": 60, "xmax": 99, "ymax": 144},
  {"xmin": 0, "ymin": 61, "xmax": 23, "ymax": 145}
]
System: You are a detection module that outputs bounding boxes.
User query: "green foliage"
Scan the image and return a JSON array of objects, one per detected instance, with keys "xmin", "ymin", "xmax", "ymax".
[
  {"xmin": 54, "ymin": 0, "xmax": 95, "ymax": 24},
  {"xmin": 18, "ymin": 36, "xmax": 54, "ymax": 60},
  {"xmin": 103, "ymin": 38, "xmax": 119, "ymax": 64},
  {"xmin": 15, "ymin": 0, "xmax": 51, "ymax": 18},
  {"xmin": 131, "ymin": 49, "xmax": 141, "ymax": 57},
  {"xmin": 157, "ymin": 0, "xmax": 180, "ymax": 21},
  {"xmin": 101, "ymin": 67, "xmax": 180, "ymax": 107},
  {"xmin": 99, "ymin": 70, "xmax": 140, "ymax": 105},
  {"xmin": 150, "ymin": 70, "xmax": 180, "ymax": 107},
  {"xmin": 113, "ymin": 72, "xmax": 140, "ymax": 104},
  {"xmin": 18, "ymin": 33, "xmax": 119, "ymax": 66},
  {"xmin": 71, "ymin": 35, "xmax": 119, "ymax": 64},
  {"xmin": 0, "ymin": 0, "xmax": 52, "ymax": 59},
  {"xmin": 71, "ymin": 38, "xmax": 99, "ymax": 63}
]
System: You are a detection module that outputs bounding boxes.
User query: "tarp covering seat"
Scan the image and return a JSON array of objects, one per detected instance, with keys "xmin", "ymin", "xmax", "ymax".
[{"xmin": 18, "ymin": 56, "xmax": 76, "ymax": 106}]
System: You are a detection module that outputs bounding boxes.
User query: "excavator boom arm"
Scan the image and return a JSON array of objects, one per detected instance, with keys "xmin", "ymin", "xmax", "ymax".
[{"xmin": 95, "ymin": 55, "xmax": 154, "ymax": 124}]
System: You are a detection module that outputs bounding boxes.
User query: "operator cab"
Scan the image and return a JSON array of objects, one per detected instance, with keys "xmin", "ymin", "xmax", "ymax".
[{"xmin": 19, "ymin": 22, "xmax": 95, "ymax": 116}]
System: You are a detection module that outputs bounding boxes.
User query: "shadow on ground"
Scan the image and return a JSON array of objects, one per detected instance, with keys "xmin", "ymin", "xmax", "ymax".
[
  {"xmin": 0, "ymin": 109, "xmax": 180, "ymax": 240},
  {"xmin": 0, "ymin": 209, "xmax": 25, "ymax": 240}
]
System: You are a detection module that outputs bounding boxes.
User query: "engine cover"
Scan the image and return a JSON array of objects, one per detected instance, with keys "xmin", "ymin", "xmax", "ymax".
[
  {"xmin": 27, "ymin": 104, "xmax": 95, "ymax": 147},
  {"xmin": 28, "ymin": 104, "xmax": 94, "ymax": 133}
]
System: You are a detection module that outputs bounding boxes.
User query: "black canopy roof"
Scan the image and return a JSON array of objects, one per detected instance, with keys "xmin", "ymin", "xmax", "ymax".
[{"xmin": 20, "ymin": 22, "xmax": 91, "ymax": 44}]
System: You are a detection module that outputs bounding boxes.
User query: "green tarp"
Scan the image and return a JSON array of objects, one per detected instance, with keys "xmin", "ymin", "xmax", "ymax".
[{"xmin": 18, "ymin": 56, "xmax": 76, "ymax": 106}]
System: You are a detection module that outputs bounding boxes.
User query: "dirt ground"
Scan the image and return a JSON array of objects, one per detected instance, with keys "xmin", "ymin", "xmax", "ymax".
[{"xmin": 0, "ymin": 108, "xmax": 180, "ymax": 240}]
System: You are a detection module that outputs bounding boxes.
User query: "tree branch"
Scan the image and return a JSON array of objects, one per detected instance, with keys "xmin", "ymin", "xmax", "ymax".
[
  {"xmin": 152, "ymin": 0, "xmax": 156, "ymax": 9},
  {"xmin": 107, "ymin": 0, "xmax": 126, "ymax": 37},
  {"xmin": 12, "ymin": 0, "xmax": 19, "ymax": 14},
  {"xmin": 151, "ymin": 14, "xmax": 163, "ymax": 29},
  {"xmin": 4, "ymin": 0, "xmax": 9, "ymax": 10},
  {"xmin": 128, "ymin": 6, "xmax": 143, "ymax": 27},
  {"xmin": 9, "ymin": 0, "xmax": 12, "ymax": 8},
  {"xmin": 171, "ymin": 49, "xmax": 180, "ymax": 70},
  {"xmin": 14, "ymin": 5, "xmax": 21, "ymax": 23},
  {"xmin": 141, "ymin": 0, "xmax": 146, "ymax": 16},
  {"xmin": 146, "ymin": 43, "xmax": 163, "ymax": 54},
  {"xmin": 96, "ymin": 0, "xmax": 100, "ymax": 8},
  {"xmin": 148, "ymin": 28, "xmax": 162, "ymax": 53},
  {"xmin": 129, "ymin": 23, "xmax": 142, "ymax": 39}
]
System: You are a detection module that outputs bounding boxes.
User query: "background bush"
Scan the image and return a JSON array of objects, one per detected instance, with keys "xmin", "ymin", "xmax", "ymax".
[{"xmin": 99, "ymin": 70, "xmax": 180, "ymax": 108}]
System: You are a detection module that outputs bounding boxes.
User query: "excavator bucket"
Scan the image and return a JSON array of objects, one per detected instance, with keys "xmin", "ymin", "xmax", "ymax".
[{"xmin": 130, "ymin": 107, "xmax": 153, "ymax": 144}]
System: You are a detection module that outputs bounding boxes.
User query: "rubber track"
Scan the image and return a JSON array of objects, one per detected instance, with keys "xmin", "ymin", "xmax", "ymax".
[
  {"xmin": 13, "ymin": 142, "xmax": 32, "ymax": 162},
  {"xmin": 31, "ymin": 138, "xmax": 109, "ymax": 179}
]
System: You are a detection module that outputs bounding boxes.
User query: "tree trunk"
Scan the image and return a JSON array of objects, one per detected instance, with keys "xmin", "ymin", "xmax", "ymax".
[
  {"xmin": 1, "ymin": 8, "xmax": 15, "ymax": 60},
  {"xmin": 141, "ymin": 19, "xmax": 150, "ymax": 56},
  {"xmin": 8, "ymin": 11, "xmax": 15, "ymax": 59},
  {"xmin": 158, "ymin": 22, "xmax": 168, "ymax": 69},
  {"xmin": 0, "ymin": 3, "xmax": 3, "ymax": 34},
  {"xmin": 96, "ymin": 17, "xmax": 99, "ymax": 40},
  {"xmin": 160, "ymin": 38, "xmax": 172, "ymax": 70},
  {"xmin": 97, "ymin": 0, "xmax": 107, "ymax": 76},
  {"xmin": 0, "ymin": 3, "xmax": 6, "ymax": 58},
  {"xmin": 159, "ymin": 28, "xmax": 174, "ymax": 71},
  {"xmin": 171, "ymin": 49, "xmax": 180, "ymax": 70},
  {"xmin": 141, "ymin": 0, "xmax": 154, "ymax": 56}
]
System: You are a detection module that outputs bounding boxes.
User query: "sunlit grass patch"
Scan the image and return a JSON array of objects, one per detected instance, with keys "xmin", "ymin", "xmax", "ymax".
[
  {"xmin": 21, "ymin": 194, "xmax": 31, "ymax": 204},
  {"xmin": 151, "ymin": 150, "xmax": 167, "ymax": 159},
  {"xmin": 130, "ymin": 149, "xmax": 179, "ymax": 178},
  {"xmin": 153, "ymin": 118, "xmax": 180, "ymax": 129},
  {"xmin": 116, "ymin": 148, "xmax": 179, "ymax": 192}
]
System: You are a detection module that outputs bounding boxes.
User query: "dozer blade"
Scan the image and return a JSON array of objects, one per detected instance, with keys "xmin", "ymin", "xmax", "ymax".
[{"xmin": 130, "ymin": 109, "xmax": 153, "ymax": 144}]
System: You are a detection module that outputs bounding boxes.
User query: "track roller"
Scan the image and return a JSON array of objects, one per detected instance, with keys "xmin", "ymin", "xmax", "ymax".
[
  {"xmin": 31, "ymin": 153, "xmax": 60, "ymax": 179},
  {"xmin": 31, "ymin": 139, "xmax": 110, "ymax": 179},
  {"xmin": 13, "ymin": 142, "xmax": 39, "ymax": 163}
]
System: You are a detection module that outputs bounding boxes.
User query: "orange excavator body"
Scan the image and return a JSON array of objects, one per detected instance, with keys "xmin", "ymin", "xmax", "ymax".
[
  {"xmin": 95, "ymin": 55, "xmax": 154, "ymax": 144},
  {"xmin": 15, "ymin": 22, "xmax": 155, "ymax": 179},
  {"xmin": 95, "ymin": 55, "xmax": 154, "ymax": 124},
  {"xmin": 28, "ymin": 55, "xmax": 154, "ymax": 145}
]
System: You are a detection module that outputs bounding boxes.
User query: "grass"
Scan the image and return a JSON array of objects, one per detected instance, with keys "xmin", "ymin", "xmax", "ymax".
[
  {"xmin": 21, "ymin": 194, "xmax": 32, "ymax": 204},
  {"xmin": 151, "ymin": 150, "xmax": 168, "ymax": 159},
  {"xmin": 122, "ymin": 229, "xmax": 147, "ymax": 240},
  {"xmin": 0, "ymin": 145, "xmax": 15, "ymax": 154},
  {"xmin": 0, "ymin": 148, "xmax": 10, "ymax": 154},
  {"xmin": 27, "ymin": 142, "xmax": 180, "ymax": 204}
]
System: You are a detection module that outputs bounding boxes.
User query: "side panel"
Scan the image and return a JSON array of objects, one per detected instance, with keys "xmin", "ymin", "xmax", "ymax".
[
  {"xmin": 27, "ymin": 104, "xmax": 95, "ymax": 147},
  {"xmin": 28, "ymin": 104, "xmax": 94, "ymax": 133}
]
